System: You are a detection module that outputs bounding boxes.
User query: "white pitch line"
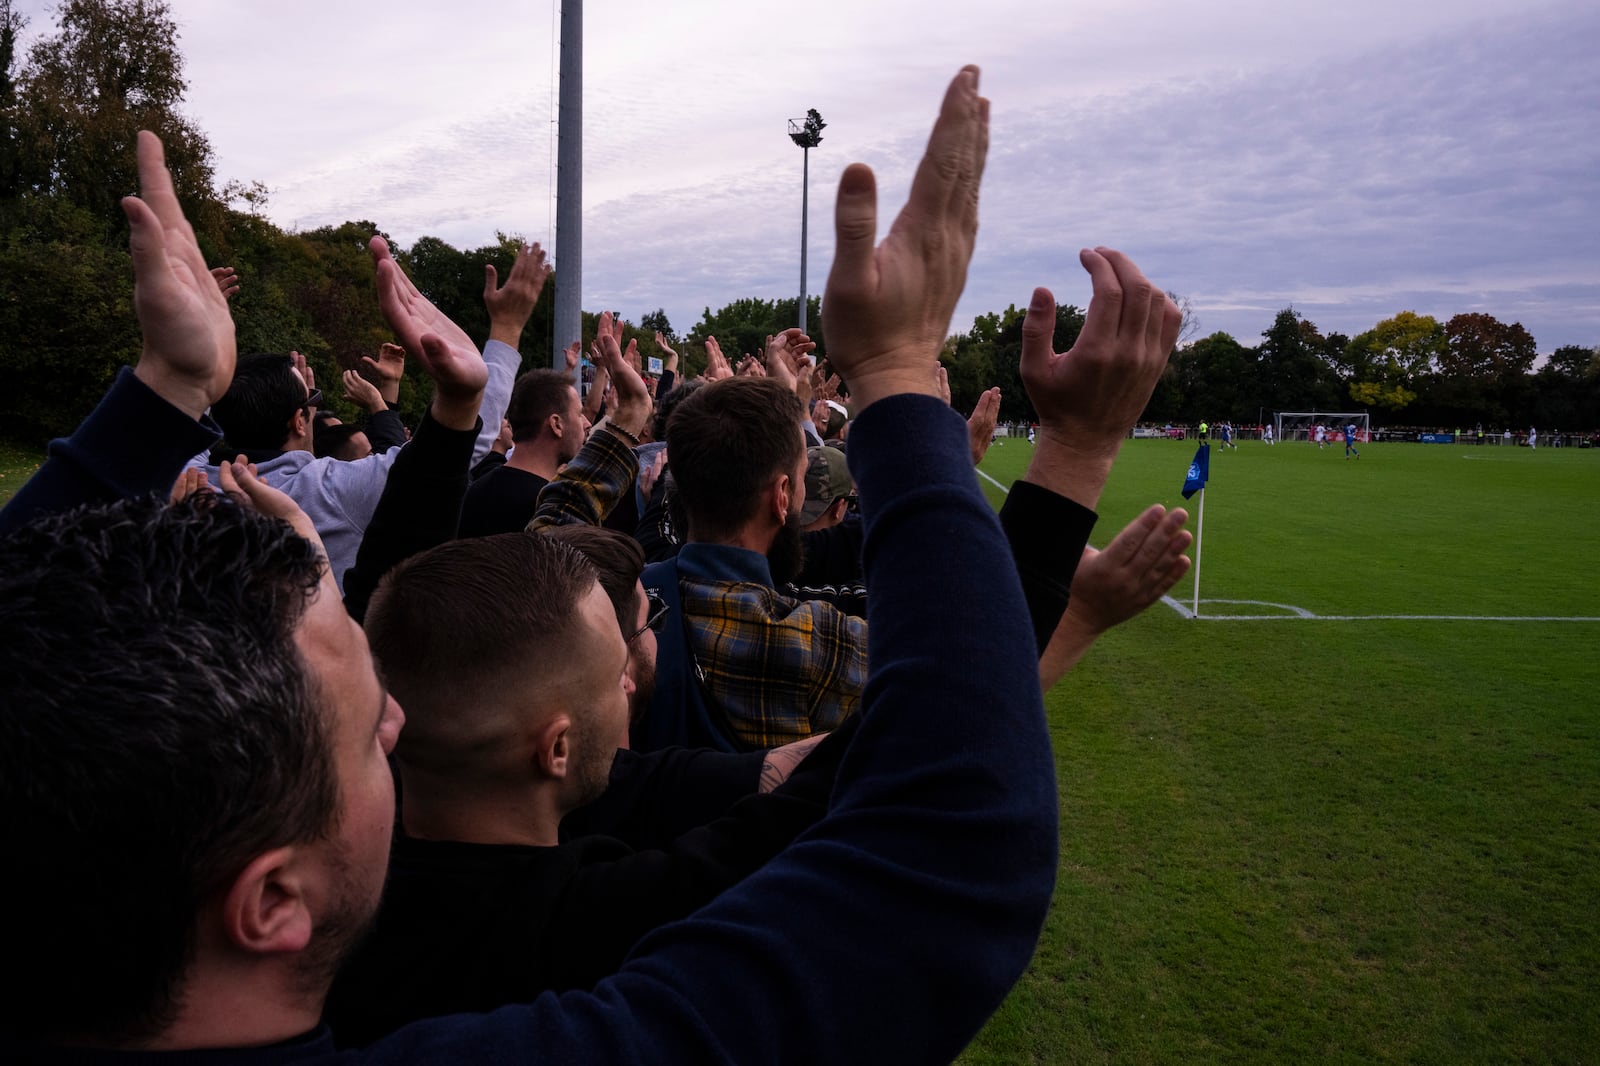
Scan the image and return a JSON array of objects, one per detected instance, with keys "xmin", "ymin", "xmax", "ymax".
[{"xmin": 976, "ymin": 468, "xmax": 1009, "ymax": 493}]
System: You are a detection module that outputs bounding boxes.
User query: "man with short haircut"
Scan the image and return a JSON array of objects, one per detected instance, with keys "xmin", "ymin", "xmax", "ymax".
[
  {"xmin": 655, "ymin": 374, "xmax": 866, "ymax": 750},
  {"xmin": 459, "ymin": 367, "xmax": 589, "ymax": 537},
  {"xmin": 325, "ymin": 531, "xmax": 836, "ymax": 1044}
]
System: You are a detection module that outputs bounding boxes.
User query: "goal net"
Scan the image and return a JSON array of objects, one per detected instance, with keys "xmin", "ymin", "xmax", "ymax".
[{"xmin": 1275, "ymin": 412, "xmax": 1370, "ymax": 443}]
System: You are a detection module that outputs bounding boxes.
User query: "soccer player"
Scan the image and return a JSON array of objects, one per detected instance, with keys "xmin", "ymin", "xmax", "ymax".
[
  {"xmin": 1262, "ymin": 423, "xmax": 1274, "ymax": 446},
  {"xmin": 1344, "ymin": 421, "xmax": 1360, "ymax": 460},
  {"xmin": 1315, "ymin": 424, "xmax": 1327, "ymax": 449}
]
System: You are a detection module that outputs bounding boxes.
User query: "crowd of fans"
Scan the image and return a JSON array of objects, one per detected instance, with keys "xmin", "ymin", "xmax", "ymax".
[{"xmin": 0, "ymin": 67, "xmax": 1197, "ymax": 1063}]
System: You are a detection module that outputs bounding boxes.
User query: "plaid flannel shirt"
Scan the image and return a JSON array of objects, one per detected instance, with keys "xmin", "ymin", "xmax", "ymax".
[
  {"xmin": 526, "ymin": 420, "xmax": 640, "ymax": 533},
  {"xmin": 675, "ymin": 543, "xmax": 866, "ymax": 750}
]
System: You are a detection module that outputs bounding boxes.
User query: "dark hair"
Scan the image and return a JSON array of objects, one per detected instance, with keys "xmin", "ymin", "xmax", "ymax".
[
  {"xmin": 542, "ymin": 524, "xmax": 645, "ymax": 637},
  {"xmin": 364, "ymin": 533, "xmax": 598, "ymax": 752},
  {"xmin": 313, "ymin": 423, "xmax": 368, "ymax": 462},
  {"xmin": 652, "ymin": 377, "xmax": 706, "ymax": 442},
  {"xmin": 666, "ymin": 377, "xmax": 804, "ymax": 540},
  {"xmin": 505, "ymin": 369, "xmax": 576, "ymax": 443},
  {"xmin": 0, "ymin": 494, "xmax": 337, "ymax": 1044},
  {"xmin": 210, "ymin": 353, "xmax": 308, "ymax": 452}
]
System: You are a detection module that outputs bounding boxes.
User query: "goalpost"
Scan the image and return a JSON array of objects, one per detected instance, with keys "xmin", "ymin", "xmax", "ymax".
[{"xmin": 1276, "ymin": 411, "xmax": 1370, "ymax": 443}]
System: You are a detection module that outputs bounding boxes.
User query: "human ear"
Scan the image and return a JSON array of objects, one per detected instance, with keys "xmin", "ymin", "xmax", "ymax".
[
  {"xmin": 533, "ymin": 714, "xmax": 573, "ymax": 780},
  {"xmin": 220, "ymin": 846, "xmax": 313, "ymax": 955}
]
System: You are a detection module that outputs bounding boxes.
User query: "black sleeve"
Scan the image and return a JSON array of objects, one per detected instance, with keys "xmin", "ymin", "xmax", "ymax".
[
  {"xmin": 541, "ymin": 725, "xmax": 849, "ymax": 990},
  {"xmin": 363, "ymin": 408, "xmax": 409, "ymax": 453},
  {"xmin": 0, "ymin": 369, "xmax": 219, "ymax": 535},
  {"xmin": 795, "ymin": 514, "xmax": 865, "ymax": 586},
  {"xmin": 342, "ymin": 410, "xmax": 481, "ymax": 624},
  {"xmin": 469, "ymin": 449, "xmax": 507, "ymax": 481},
  {"xmin": 998, "ymin": 479, "xmax": 1098, "ymax": 654}
]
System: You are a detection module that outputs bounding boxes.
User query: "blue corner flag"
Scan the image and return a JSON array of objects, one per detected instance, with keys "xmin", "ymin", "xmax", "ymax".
[{"xmin": 1181, "ymin": 444, "xmax": 1210, "ymax": 499}]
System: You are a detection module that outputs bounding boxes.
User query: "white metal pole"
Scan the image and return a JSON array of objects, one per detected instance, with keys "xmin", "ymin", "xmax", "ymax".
[{"xmin": 1191, "ymin": 487, "xmax": 1205, "ymax": 618}]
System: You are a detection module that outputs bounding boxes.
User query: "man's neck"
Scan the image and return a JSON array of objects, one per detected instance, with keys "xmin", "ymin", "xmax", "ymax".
[
  {"xmin": 506, "ymin": 438, "xmax": 561, "ymax": 482},
  {"xmin": 689, "ymin": 522, "xmax": 776, "ymax": 556},
  {"xmin": 400, "ymin": 780, "xmax": 563, "ymax": 848}
]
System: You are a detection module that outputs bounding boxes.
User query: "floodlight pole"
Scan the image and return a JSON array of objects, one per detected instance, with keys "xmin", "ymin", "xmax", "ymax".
[
  {"xmin": 789, "ymin": 111, "xmax": 824, "ymax": 334},
  {"xmin": 798, "ymin": 145, "xmax": 810, "ymax": 332},
  {"xmin": 553, "ymin": 0, "xmax": 582, "ymax": 380}
]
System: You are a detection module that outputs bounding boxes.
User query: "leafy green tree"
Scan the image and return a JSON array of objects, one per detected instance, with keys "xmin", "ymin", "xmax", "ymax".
[
  {"xmin": 1254, "ymin": 308, "xmax": 1341, "ymax": 412},
  {"xmin": 1341, "ymin": 311, "xmax": 1443, "ymax": 412},
  {"xmin": 1173, "ymin": 331, "xmax": 1254, "ymax": 422},
  {"xmin": 12, "ymin": 0, "xmax": 214, "ymax": 229}
]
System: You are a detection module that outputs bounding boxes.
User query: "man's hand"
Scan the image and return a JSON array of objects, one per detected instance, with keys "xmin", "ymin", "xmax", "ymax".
[
  {"xmin": 360, "ymin": 342, "xmax": 407, "ymax": 404},
  {"xmin": 341, "ymin": 369, "xmax": 386, "ymax": 413},
  {"xmin": 210, "ymin": 266, "xmax": 240, "ymax": 302},
  {"xmin": 564, "ymin": 341, "xmax": 581, "ymax": 372},
  {"xmin": 759, "ymin": 732, "xmax": 830, "ymax": 793},
  {"xmin": 655, "ymin": 330, "xmax": 680, "ymax": 373},
  {"xmin": 822, "ymin": 66, "xmax": 988, "ymax": 410},
  {"xmin": 168, "ymin": 467, "xmax": 213, "ymax": 505},
  {"xmin": 124, "ymin": 131, "xmax": 237, "ymax": 420},
  {"xmin": 371, "ymin": 236, "xmax": 487, "ymax": 431},
  {"xmin": 966, "ymin": 386, "xmax": 1001, "ymax": 465},
  {"xmin": 594, "ymin": 311, "xmax": 651, "ymax": 438},
  {"xmin": 764, "ymin": 328, "xmax": 816, "ymax": 388},
  {"xmin": 1019, "ymin": 248, "xmax": 1181, "ymax": 507},
  {"xmin": 1038, "ymin": 504, "xmax": 1192, "ymax": 689},
  {"xmin": 483, "ymin": 241, "xmax": 552, "ymax": 349},
  {"xmin": 218, "ymin": 457, "xmax": 336, "ymax": 592},
  {"xmin": 702, "ymin": 337, "xmax": 733, "ymax": 381},
  {"xmin": 287, "ymin": 351, "xmax": 316, "ymax": 401}
]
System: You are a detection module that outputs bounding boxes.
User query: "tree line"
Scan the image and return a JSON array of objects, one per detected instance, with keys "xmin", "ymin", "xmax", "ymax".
[{"xmin": 2, "ymin": 0, "xmax": 1595, "ymax": 447}]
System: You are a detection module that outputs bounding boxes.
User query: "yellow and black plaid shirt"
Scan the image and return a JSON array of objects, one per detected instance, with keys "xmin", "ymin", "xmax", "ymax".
[{"xmin": 674, "ymin": 542, "xmax": 866, "ymax": 750}]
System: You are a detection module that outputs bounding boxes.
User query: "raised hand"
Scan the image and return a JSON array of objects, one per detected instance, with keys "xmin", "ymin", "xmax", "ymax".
[
  {"xmin": 341, "ymin": 369, "xmax": 386, "ymax": 413},
  {"xmin": 594, "ymin": 310, "xmax": 652, "ymax": 438},
  {"xmin": 360, "ymin": 342, "xmax": 407, "ymax": 404},
  {"xmin": 702, "ymin": 337, "xmax": 733, "ymax": 381},
  {"xmin": 1021, "ymin": 249, "xmax": 1180, "ymax": 455},
  {"xmin": 564, "ymin": 341, "xmax": 581, "ymax": 372},
  {"xmin": 966, "ymin": 386, "xmax": 1001, "ymax": 465},
  {"xmin": 124, "ymin": 131, "xmax": 237, "ymax": 420},
  {"xmin": 370, "ymin": 235, "xmax": 487, "ymax": 431},
  {"xmin": 483, "ymin": 241, "xmax": 552, "ymax": 348},
  {"xmin": 655, "ymin": 330, "xmax": 680, "ymax": 372},
  {"xmin": 289, "ymin": 351, "xmax": 315, "ymax": 398},
  {"xmin": 822, "ymin": 66, "xmax": 988, "ymax": 409},
  {"xmin": 210, "ymin": 266, "xmax": 240, "ymax": 302}
]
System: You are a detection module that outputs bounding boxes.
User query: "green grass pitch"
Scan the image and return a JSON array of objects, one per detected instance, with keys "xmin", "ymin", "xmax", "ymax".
[{"xmin": 963, "ymin": 436, "xmax": 1600, "ymax": 1063}]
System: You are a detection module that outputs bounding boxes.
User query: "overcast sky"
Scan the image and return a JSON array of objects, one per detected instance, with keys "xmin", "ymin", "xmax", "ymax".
[{"xmin": 16, "ymin": 0, "xmax": 1600, "ymax": 351}]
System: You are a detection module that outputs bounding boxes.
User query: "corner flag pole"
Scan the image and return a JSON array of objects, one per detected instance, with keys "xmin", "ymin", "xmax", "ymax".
[
  {"xmin": 1180, "ymin": 441, "xmax": 1209, "ymax": 619},
  {"xmin": 1191, "ymin": 486, "xmax": 1205, "ymax": 618}
]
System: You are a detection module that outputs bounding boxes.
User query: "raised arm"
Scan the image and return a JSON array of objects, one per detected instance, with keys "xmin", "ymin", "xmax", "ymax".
[
  {"xmin": 1038, "ymin": 503, "xmax": 1192, "ymax": 688},
  {"xmin": 1, "ymin": 131, "xmax": 232, "ymax": 531}
]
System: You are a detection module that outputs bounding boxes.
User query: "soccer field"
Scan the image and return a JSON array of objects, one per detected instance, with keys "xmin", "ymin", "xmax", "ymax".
[{"xmin": 963, "ymin": 438, "xmax": 1600, "ymax": 1063}]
